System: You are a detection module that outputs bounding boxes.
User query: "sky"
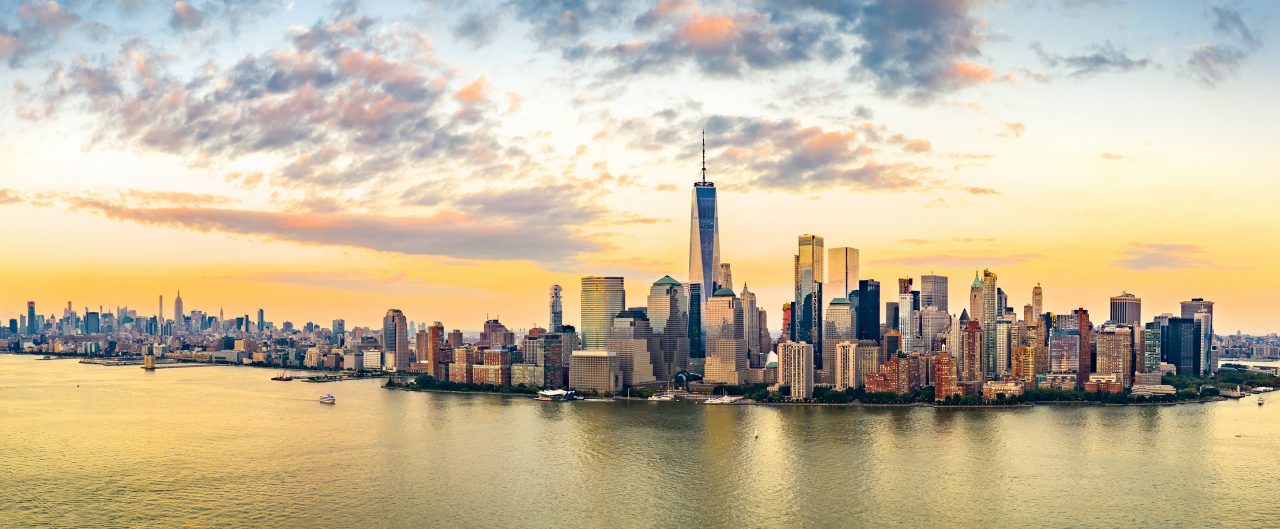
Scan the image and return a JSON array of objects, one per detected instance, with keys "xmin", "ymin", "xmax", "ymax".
[{"xmin": 1, "ymin": 0, "xmax": 1278, "ymax": 333}]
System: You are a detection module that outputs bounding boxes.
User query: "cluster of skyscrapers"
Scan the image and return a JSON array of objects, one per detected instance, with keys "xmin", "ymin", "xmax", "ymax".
[{"xmin": 0, "ymin": 134, "xmax": 1240, "ymax": 401}]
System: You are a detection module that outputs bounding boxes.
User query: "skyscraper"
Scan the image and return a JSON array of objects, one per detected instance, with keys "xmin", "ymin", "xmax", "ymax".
[
  {"xmin": 898, "ymin": 278, "xmax": 915, "ymax": 354},
  {"xmin": 719, "ymin": 263, "xmax": 733, "ymax": 292},
  {"xmin": 1075, "ymin": 308, "xmax": 1092, "ymax": 389},
  {"xmin": 647, "ymin": 276, "xmax": 689, "ymax": 380},
  {"xmin": 968, "ymin": 272, "xmax": 982, "ymax": 325},
  {"xmin": 920, "ymin": 274, "xmax": 948, "ymax": 313},
  {"xmin": 778, "ymin": 341, "xmax": 814, "ymax": 400},
  {"xmin": 1109, "ymin": 292, "xmax": 1141, "ymax": 326},
  {"xmin": 980, "ymin": 270, "xmax": 998, "ymax": 379},
  {"xmin": 827, "ymin": 247, "xmax": 860, "ymax": 300},
  {"xmin": 794, "ymin": 234, "xmax": 824, "ymax": 366},
  {"xmin": 740, "ymin": 283, "xmax": 759, "ymax": 363},
  {"xmin": 689, "ymin": 131, "xmax": 721, "ymax": 357},
  {"xmin": 174, "ymin": 290, "xmax": 184, "ymax": 331},
  {"xmin": 581, "ymin": 276, "xmax": 625, "ymax": 350},
  {"xmin": 1163, "ymin": 317, "xmax": 1200, "ymax": 376},
  {"xmin": 855, "ymin": 279, "xmax": 881, "ymax": 342},
  {"xmin": 26, "ymin": 301, "xmax": 36, "ymax": 334},
  {"xmin": 383, "ymin": 309, "xmax": 409, "ymax": 371},
  {"xmin": 1194, "ymin": 310, "xmax": 1214, "ymax": 374},
  {"xmin": 1032, "ymin": 283, "xmax": 1043, "ymax": 321},
  {"xmin": 1097, "ymin": 323, "xmax": 1134, "ymax": 387},
  {"xmin": 608, "ymin": 309, "xmax": 657, "ymax": 387},
  {"xmin": 1181, "ymin": 298, "xmax": 1214, "ymax": 372},
  {"xmin": 331, "ymin": 319, "xmax": 345, "ymax": 346},
  {"xmin": 549, "ymin": 285, "xmax": 563, "ymax": 330},
  {"xmin": 257, "ymin": 308, "xmax": 265, "ymax": 332},
  {"xmin": 703, "ymin": 287, "xmax": 746, "ymax": 385},
  {"xmin": 821, "ymin": 297, "xmax": 854, "ymax": 384}
]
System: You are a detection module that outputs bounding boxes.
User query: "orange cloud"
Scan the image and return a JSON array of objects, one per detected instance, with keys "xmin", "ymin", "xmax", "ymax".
[
  {"xmin": 952, "ymin": 61, "xmax": 994, "ymax": 83},
  {"xmin": 455, "ymin": 76, "xmax": 490, "ymax": 104},
  {"xmin": 678, "ymin": 14, "xmax": 738, "ymax": 50}
]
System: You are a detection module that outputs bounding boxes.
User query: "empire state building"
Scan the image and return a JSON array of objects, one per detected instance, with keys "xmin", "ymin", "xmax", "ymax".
[{"xmin": 688, "ymin": 131, "xmax": 720, "ymax": 359}]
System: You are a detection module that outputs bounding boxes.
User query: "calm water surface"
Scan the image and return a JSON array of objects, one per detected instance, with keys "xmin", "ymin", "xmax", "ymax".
[{"xmin": 2, "ymin": 354, "xmax": 1278, "ymax": 528}]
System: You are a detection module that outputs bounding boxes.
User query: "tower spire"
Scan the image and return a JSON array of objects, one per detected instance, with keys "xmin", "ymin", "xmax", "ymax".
[{"xmin": 701, "ymin": 129, "xmax": 707, "ymax": 183}]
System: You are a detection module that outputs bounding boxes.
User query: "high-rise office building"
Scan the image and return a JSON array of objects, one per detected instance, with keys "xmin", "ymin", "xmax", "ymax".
[
  {"xmin": 648, "ymin": 276, "xmax": 689, "ymax": 381},
  {"xmin": 1141, "ymin": 321, "xmax": 1161, "ymax": 374},
  {"xmin": 980, "ymin": 270, "xmax": 998, "ymax": 379},
  {"xmin": 383, "ymin": 309, "xmax": 409, "ymax": 371},
  {"xmin": 703, "ymin": 288, "xmax": 746, "ymax": 385},
  {"xmin": 1163, "ymin": 317, "xmax": 1200, "ymax": 376},
  {"xmin": 1109, "ymin": 292, "xmax": 1141, "ymax": 326},
  {"xmin": 549, "ymin": 285, "xmax": 563, "ymax": 331},
  {"xmin": 794, "ymin": 234, "xmax": 824, "ymax": 364},
  {"xmin": 26, "ymin": 301, "xmax": 36, "ymax": 334},
  {"xmin": 173, "ymin": 290, "xmax": 184, "ymax": 331},
  {"xmin": 834, "ymin": 341, "xmax": 857, "ymax": 390},
  {"xmin": 897, "ymin": 278, "xmax": 914, "ymax": 353},
  {"xmin": 426, "ymin": 321, "xmax": 445, "ymax": 378},
  {"xmin": 855, "ymin": 279, "xmax": 881, "ymax": 342},
  {"xmin": 1032, "ymin": 283, "xmax": 1043, "ymax": 321},
  {"xmin": 608, "ymin": 309, "xmax": 657, "ymax": 387},
  {"xmin": 257, "ymin": 308, "xmax": 265, "ymax": 332},
  {"xmin": 884, "ymin": 302, "xmax": 899, "ymax": 332},
  {"xmin": 719, "ymin": 263, "xmax": 733, "ymax": 292},
  {"xmin": 689, "ymin": 132, "xmax": 721, "ymax": 358},
  {"xmin": 968, "ymin": 272, "xmax": 983, "ymax": 325},
  {"xmin": 1194, "ymin": 310, "xmax": 1214, "ymax": 374},
  {"xmin": 828, "ymin": 247, "xmax": 860, "ymax": 300},
  {"xmin": 1181, "ymin": 298, "xmax": 1214, "ymax": 373},
  {"xmin": 821, "ymin": 297, "xmax": 854, "ymax": 384},
  {"xmin": 740, "ymin": 284, "xmax": 759, "ymax": 364},
  {"xmin": 778, "ymin": 341, "xmax": 814, "ymax": 400},
  {"xmin": 331, "ymin": 319, "xmax": 345, "ymax": 346},
  {"xmin": 1097, "ymin": 323, "xmax": 1134, "ymax": 387},
  {"xmin": 1075, "ymin": 308, "xmax": 1092, "ymax": 388},
  {"xmin": 920, "ymin": 274, "xmax": 948, "ymax": 313},
  {"xmin": 581, "ymin": 276, "xmax": 625, "ymax": 351},
  {"xmin": 919, "ymin": 306, "xmax": 950, "ymax": 354}
]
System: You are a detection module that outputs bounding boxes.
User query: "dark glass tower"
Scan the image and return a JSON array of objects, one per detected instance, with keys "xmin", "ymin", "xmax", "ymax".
[
  {"xmin": 855, "ymin": 279, "xmax": 881, "ymax": 342},
  {"xmin": 688, "ymin": 132, "xmax": 719, "ymax": 359}
]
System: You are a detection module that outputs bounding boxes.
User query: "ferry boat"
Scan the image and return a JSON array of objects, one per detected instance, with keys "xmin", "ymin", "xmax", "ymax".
[
  {"xmin": 319, "ymin": 394, "xmax": 336, "ymax": 404},
  {"xmin": 535, "ymin": 389, "xmax": 577, "ymax": 402}
]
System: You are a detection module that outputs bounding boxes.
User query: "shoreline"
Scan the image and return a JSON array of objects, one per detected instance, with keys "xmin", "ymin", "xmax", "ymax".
[{"xmin": 4, "ymin": 354, "xmax": 1245, "ymax": 409}]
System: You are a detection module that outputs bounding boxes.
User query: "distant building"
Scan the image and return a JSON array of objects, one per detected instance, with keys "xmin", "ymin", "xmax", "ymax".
[
  {"xmin": 703, "ymin": 288, "xmax": 746, "ymax": 385},
  {"xmin": 1097, "ymin": 323, "xmax": 1134, "ymax": 387},
  {"xmin": 569, "ymin": 349, "xmax": 622, "ymax": 395},
  {"xmin": 821, "ymin": 297, "xmax": 854, "ymax": 385},
  {"xmin": 778, "ymin": 341, "xmax": 814, "ymax": 400},
  {"xmin": 549, "ymin": 285, "xmax": 563, "ymax": 331},
  {"xmin": 1109, "ymin": 292, "xmax": 1141, "ymax": 326},
  {"xmin": 935, "ymin": 352, "xmax": 961, "ymax": 401},
  {"xmin": 794, "ymin": 234, "xmax": 824, "ymax": 360},
  {"xmin": 608, "ymin": 309, "xmax": 657, "ymax": 387},
  {"xmin": 383, "ymin": 309, "xmax": 409, "ymax": 371},
  {"xmin": 581, "ymin": 276, "xmax": 625, "ymax": 350},
  {"xmin": 855, "ymin": 279, "xmax": 881, "ymax": 342},
  {"xmin": 982, "ymin": 381, "xmax": 1025, "ymax": 401},
  {"xmin": 647, "ymin": 276, "xmax": 689, "ymax": 381},
  {"xmin": 920, "ymin": 274, "xmax": 948, "ymax": 313},
  {"xmin": 827, "ymin": 247, "xmax": 860, "ymax": 300}
]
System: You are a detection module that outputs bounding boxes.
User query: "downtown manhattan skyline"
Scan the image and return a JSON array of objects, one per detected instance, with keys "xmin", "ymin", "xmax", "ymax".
[{"xmin": 2, "ymin": 1, "xmax": 1279, "ymax": 334}]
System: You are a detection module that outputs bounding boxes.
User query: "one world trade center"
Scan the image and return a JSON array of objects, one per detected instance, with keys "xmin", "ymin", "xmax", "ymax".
[{"xmin": 689, "ymin": 131, "xmax": 720, "ymax": 361}]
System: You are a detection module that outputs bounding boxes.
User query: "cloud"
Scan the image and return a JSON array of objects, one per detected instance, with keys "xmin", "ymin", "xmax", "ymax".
[
  {"xmin": 1101, "ymin": 151, "xmax": 1123, "ymax": 160},
  {"xmin": 0, "ymin": 0, "xmax": 81, "ymax": 66},
  {"xmin": 1112, "ymin": 243, "xmax": 1223, "ymax": 270},
  {"xmin": 234, "ymin": 269, "xmax": 485, "ymax": 296},
  {"xmin": 0, "ymin": 189, "xmax": 23, "ymax": 205},
  {"xmin": 453, "ymin": 11, "xmax": 498, "ymax": 49},
  {"xmin": 843, "ymin": 0, "xmax": 990, "ymax": 100},
  {"xmin": 170, "ymin": 1, "xmax": 205, "ymax": 31},
  {"xmin": 963, "ymin": 186, "xmax": 999, "ymax": 195},
  {"xmin": 60, "ymin": 194, "xmax": 605, "ymax": 267},
  {"xmin": 1030, "ymin": 41, "xmax": 1153, "ymax": 78},
  {"xmin": 1002, "ymin": 122, "xmax": 1025, "ymax": 138},
  {"xmin": 872, "ymin": 253, "xmax": 1035, "ymax": 267},
  {"xmin": 900, "ymin": 237, "xmax": 995, "ymax": 245},
  {"xmin": 1184, "ymin": 6, "xmax": 1262, "ymax": 87},
  {"xmin": 508, "ymin": 0, "xmax": 626, "ymax": 48}
]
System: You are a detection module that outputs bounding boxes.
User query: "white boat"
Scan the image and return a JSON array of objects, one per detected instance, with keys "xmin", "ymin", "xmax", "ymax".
[
  {"xmin": 536, "ymin": 389, "xmax": 575, "ymax": 402},
  {"xmin": 705, "ymin": 395, "xmax": 742, "ymax": 405},
  {"xmin": 648, "ymin": 393, "xmax": 676, "ymax": 401},
  {"xmin": 319, "ymin": 394, "xmax": 336, "ymax": 404},
  {"xmin": 1258, "ymin": 397, "xmax": 1265, "ymax": 406}
]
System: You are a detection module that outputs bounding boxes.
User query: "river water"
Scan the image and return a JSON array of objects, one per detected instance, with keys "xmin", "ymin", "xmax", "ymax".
[{"xmin": 2, "ymin": 354, "xmax": 1278, "ymax": 528}]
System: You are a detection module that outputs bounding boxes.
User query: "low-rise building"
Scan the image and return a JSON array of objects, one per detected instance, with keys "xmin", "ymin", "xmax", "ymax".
[{"xmin": 982, "ymin": 380, "xmax": 1025, "ymax": 401}]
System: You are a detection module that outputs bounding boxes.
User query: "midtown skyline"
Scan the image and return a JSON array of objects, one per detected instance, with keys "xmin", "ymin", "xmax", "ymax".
[{"xmin": 2, "ymin": 1, "xmax": 1278, "ymax": 332}]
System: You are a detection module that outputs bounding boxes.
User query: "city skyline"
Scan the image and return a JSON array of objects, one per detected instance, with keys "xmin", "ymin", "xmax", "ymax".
[{"xmin": 2, "ymin": 1, "xmax": 1279, "ymax": 332}]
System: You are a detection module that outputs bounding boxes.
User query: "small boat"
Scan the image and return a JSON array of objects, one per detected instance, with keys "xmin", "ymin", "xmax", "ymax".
[
  {"xmin": 754, "ymin": 428, "xmax": 760, "ymax": 440},
  {"xmin": 38, "ymin": 355, "xmax": 54, "ymax": 360},
  {"xmin": 648, "ymin": 393, "xmax": 676, "ymax": 401},
  {"xmin": 319, "ymin": 394, "xmax": 336, "ymax": 404},
  {"xmin": 705, "ymin": 395, "xmax": 742, "ymax": 405},
  {"xmin": 1258, "ymin": 397, "xmax": 1265, "ymax": 407},
  {"xmin": 271, "ymin": 370, "xmax": 294, "ymax": 381},
  {"xmin": 536, "ymin": 389, "xmax": 575, "ymax": 402}
]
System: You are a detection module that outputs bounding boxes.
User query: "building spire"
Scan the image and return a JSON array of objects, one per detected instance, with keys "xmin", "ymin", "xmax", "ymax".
[{"xmin": 701, "ymin": 129, "xmax": 707, "ymax": 183}]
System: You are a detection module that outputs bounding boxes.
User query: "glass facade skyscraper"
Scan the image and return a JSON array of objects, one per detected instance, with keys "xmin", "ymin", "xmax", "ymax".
[
  {"xmin": 581, "ymin": 276, "xmax": 625, "ymax": 351},
  {"xmin": 855, "ymin": 279, "xmax": 881, "ymax": 342},
  {"xmin": 689, "ymin": 133, "xmax": 720, "ymax": 361},
  {"xmin": 794, "ymin": 234, "xmax": 824, "ymax": 367}
]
